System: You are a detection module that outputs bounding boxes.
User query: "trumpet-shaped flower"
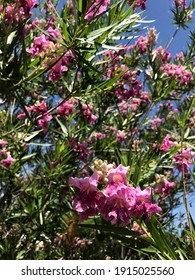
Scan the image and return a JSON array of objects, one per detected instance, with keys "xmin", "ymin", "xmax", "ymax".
[
  {"xmin": 98, "ymin": 182, "xmax": 135, "ymax": 226},
  {"xmin": 69, "ymin": 172, "xmax": 100, "ymax": 222},
  {"xmin": 106, "ymin": 164, "xmax": 130, "ymax": 185}
]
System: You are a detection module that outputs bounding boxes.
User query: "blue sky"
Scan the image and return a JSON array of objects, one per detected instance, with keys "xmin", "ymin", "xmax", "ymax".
[{"xmin": 145, "ymin": 0, "xmax": 194, "ymax": 54}]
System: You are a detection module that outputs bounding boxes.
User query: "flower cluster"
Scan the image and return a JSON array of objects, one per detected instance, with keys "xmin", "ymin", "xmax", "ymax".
[
  {"xmin": 17, "ymin": 100, "xmax": 52, "ymax": 133},
  {"xmin": 156, "ymin": 132, "xmax": 194, "ymax": 174},
  {"xmin": 103, "ymin": 61, "xmax": 143, "ymax": 100},
  {"xmin": 68, "ymin": 137, "xmax": 92, "ymax": 162},
  {"xmin": 57, "ymin": 98, "xmax": 78, "ymax": 118},
  {"xmin": 116, "ymin": 130, "xmax": 127, "ymax": 143},
  {"xmin": 1, "ymin": 0, "xmax": 37, "ymax": 25},
  {"xmin": 154, "ymin": 174, "xmax": 175, "ymax": 196},
  {"xmin": 133, "ymin": 36, "xmax": 149, "ymax": 54},
  {"xmin": 28, "ymin": 28, "xmax": 75, "ymax": 82},
  {"xmin": 80, "ymin": 103, "xmax": 97, "ymax": 124},
  {"xmin": 101, "ymin": 30, "xmax": 158, "ymax": 105},
  {"xmin": 153, "ymin": 46, "xmax": 171, "ymax": 64},
  {"xmin": 175, "ymin": 0, "xmax": 186, "ymax": 7},
  {"xmin": 48, "ymin": 51, "xmax": 75, "ymax": 82},
  {"xmin": 69, "ymin": 162, "xmax": 161, "ymax": 226},
  {"xmin": 173, "ymin": 147, "xmax": 195, "ymax": 174},
  {"xmin": 132, "ymin": 28, "xmax": 157, "ymax": 54},
  {"xmin": 160, "ymin": 63, "xmax": 192, "ymax": 84},
  {"xmin": 160, "ymin": 134, "xmax": 178, "ymax": 152}
]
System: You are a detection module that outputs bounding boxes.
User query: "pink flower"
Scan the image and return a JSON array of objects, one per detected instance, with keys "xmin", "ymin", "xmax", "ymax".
[
  {"xmin": 174, "ymin": 52, "xmax": 185, "ymax": 64},
  {"xmin": 4, "ymin": 1, "xmax": 36, "ymax": 24},
  {"xmin": 154, "ymin": 46, "xmax": 171, "ymax": 63},
  {"xmin": 155, "ymin": 175, "xmax": 175, "ymax": 195},
  {"xmin": 63, "ymin": 50, "xmax": 75, "ymax": 65},
  {"xmin": 131, "ymin": 221, "xmax": 146, "ymax": 236},
  {"xmin": 145, "ymin": 203, "xmax": 162, "ymax": 217},
  {"xmin": 37, "ymin": 114, "xmax": 52, "ymax": 133},
  {"xmin": 69, "ymin": 172, "xmax": 100, "ymax": 222},
  {"xmin": 149, "ymin": 118, "xmax": 162, "ymax": 131},
  {"xmin": 128, "ymin": 187, "xmax": 161, "ymax": 219},
  {"xmin": 0, "ymin": 152, "xmax": 15, "ymax": 169},
  {"xmin": 134, "ymin": 36, "xmax": 148, "ymax": 53},
  {"xmin": 0, "ymin": 139, "xmax": 8, "ymax": 147},
  {"xmin": 134, "ymin": 187, "xmax": 151, "ymax": 203},
  {"xmin": 140, "ymin": 91, "xmax": 150, "ymax": 102},
  {"xmin": 98, "ymin": 182, "xmax": 135, "ymax": 226},
  {"xmin": 49, "ymin": 60, "xmax": 68, "ymax": 82},
  {"xmin": 106, "ymin": 164, "xmax": 130, "ymax": 185},
  {"xmin": 80, "ymin": 103, "xmax": 97, "ymax": 124},
  {"xmin": 27, "ymin": 34, "xmax": 51, "ymax": 57},
  {"xmin": 160, "ymin": 63, "xmax": 192, "ymax": 84},
  {"xmin": 4, "ymin": 4, "xmax": 23, "ymax": 24},
  {"xmin": 70, "ymin": 171, "xmax": 98, "ymax": 192},
  {"xmin": 33, "ymin": 100, "xmax": 47, "ymax": 114},
  {"xmin": 175, "ymin": 0, "xmax": 186, "ymax": 7},
  {"xmin": 129, "ymin": 98, "xmax": 141, "ymax": 111},
  {"xmin": 96, "ymin": 132, "xmax": 103, "ymax": 139},
  {"xmin": 116, "ymin": 130, "xmax": 126, "ymax": 143},
  {"xmin": 160, "ymin": 134, "xmax": 178, "ymax": 152},
  {"xmin": 57, "ymin": 99, "xmax": 77, "ymax": 117},
  {"xmin": 68, "ymin": 138, "xmax": 92, "ymax": 162},
  {"xmin": 47, "ymin": 27, "xmax": 60, "ymax": 39},
  {"xmin": 173, "ymin": 147, "xmax": 194, "ymax": 174},
  {"xmin": 17, "ymin": 112, "xmax": 27, "ymax": 120},
  {"xmin": 48, "ymin": 51, "xmax": 75, "ymax": 82},
  {"xmin": 19, "ymin": 0, "xmax": 37, "ymax": 9}
]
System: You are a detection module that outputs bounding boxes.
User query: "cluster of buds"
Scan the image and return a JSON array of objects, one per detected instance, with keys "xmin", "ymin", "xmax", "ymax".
[
  {"xmin": 154, "ymin": 174, "xmax": 175, "ymax": 195},
  {"xmin": 91, "ymin": 159, "xmax": 116, "ymax": 185}
]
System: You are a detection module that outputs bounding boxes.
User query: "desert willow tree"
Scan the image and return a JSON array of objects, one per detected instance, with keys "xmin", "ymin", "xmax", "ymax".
[{"xmin": 0, "ymin": 0, "xmax": 195, "ymax": 259}]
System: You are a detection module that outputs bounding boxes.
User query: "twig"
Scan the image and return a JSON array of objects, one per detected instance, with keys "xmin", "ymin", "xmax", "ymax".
[{"xmin": 165, "ymin": 26, "xmax": 180, "ymax": 51}]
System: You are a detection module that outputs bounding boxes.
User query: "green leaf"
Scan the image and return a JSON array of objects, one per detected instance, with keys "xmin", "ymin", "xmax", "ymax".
[
  {"xmin": 98, "ymin": 69, "xmax": 126, "ymax": 90},
  {"xmin": 145, "ymin": 217, "xmax": 178, "ymax": 259},
  {"xmin": 21, "ymin": 153, "xmax": 37, "ymax": 161},
  {"xmin": 16, "ymin": 250, "xmax": 27, "ymax": 260},
  {"xmin": 55, "ymin": 117, "xmax": 68, "ymax": 137},
  {"xmin": 78, "ymin": 223, "xmax": 141, "ymax": 238},
  {"xmin": 28, "ymin": 142, "xmax": 52, "ymax": 147},
  {"xmin": 24, "ymin": 130, "xmax": 42, "ymax": 142},
  {"xmin": 7, "ymin": 31, "xmax": 17, "ymax": 45},
  {"xmin": 86, "ymin": 24, "xmax": 115, "ymax": 41},
  {"xmin": 62, "ymin": 5, "xmax": 71, "ymax": 43},
  {"xmin": 184, "ymin": 127, "xmax": 190, "ymax": 139},
  {"xmin": 78, "ymin": 0, "xmax": 83, "ymax": 14},
  {"xmin": 141, "ymin": 245, "xmax": 160, "ymax": 253},
  {"xmin": 28, "ymin": 57, "xmax": 40, "ymax": 68},
  {"xmin": 121, "ymin": 1, "xmax": 136, "ymax": 21}
]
